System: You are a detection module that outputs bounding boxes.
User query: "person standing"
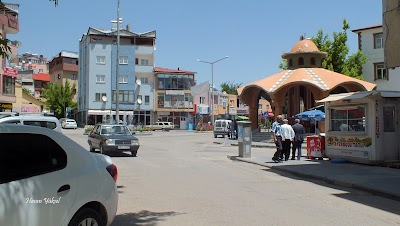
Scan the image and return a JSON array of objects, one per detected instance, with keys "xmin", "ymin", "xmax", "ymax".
[
  {"xmin": 233, "ymin": 119, "xmax": 238, "ymax": 139},
  {"xmin": 271, "ymin": 115, "xmax": 284, "ymax": 163},
  {"xmin": 281, "ymin": 119, "xmax": 295, "ymax": 161},
  {"xmin": 291, "ymin": 119, "xmax": 305, "ymax": 160}
]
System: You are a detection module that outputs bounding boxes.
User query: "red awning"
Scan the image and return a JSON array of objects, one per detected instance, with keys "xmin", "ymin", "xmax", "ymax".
[{"xmin": 32, "ymin": 73, "xmax": 50, "ymax": 82}]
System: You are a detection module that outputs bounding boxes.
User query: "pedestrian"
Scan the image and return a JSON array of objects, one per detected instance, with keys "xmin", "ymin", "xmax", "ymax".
[
  {"xmin": 233, "ymin": 119, "xmax": 238, "ymax": 139},
  {"xmin": 291, "ymin": 119, "xmax": 305, "ymax": 160},
  {"xmin": 271, "ymin": 115, "xmax": 284, "ymax": 163},
  {"xmin": 281, "ymin": 119, "xmax": 295, "ymax": 161},
  {"xmin": 227, "ymin": 122, "xmax": 232, "ymax": 139}
]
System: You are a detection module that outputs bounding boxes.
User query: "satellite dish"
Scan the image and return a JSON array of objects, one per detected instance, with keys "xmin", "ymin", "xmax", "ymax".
[
  {"xmin": 102, "ymin": 96, "xmax": 107, "ymax": 102},
  {"xmin": 137, "ymin": 99, "xmax": 142, "ymax": 105},
  {"xmin": 136, "ymin": 79, "xmax": 142, "ymax": 85}
]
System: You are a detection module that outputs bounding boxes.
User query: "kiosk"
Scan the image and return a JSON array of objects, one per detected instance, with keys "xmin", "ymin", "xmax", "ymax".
[{"xmin": 238, "ymin": 121, "xmax": 252, "ymax": 158}]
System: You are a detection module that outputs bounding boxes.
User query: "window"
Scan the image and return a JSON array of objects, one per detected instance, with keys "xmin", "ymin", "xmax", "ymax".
[
  {"xmin": 374, "ymin": 63, "xmax": 387, "ymax": 80},
  {"xmin": 140, "ymin": 77, "xmax": 149, "ymax": 84},
  {"xmin": 229, "ymin": 100, "xmax": 234, "ymax": 107},
  {"xmin": 311, "ymin": 57, "xmax": 316, "ymax": 65},
  {"xmin": 96, "ymin": 56, "xmax": 106, "ymax": 64},
  {"xmin": 95, "ymin": 93, "xmax": 107, "ymax": 102},
  {"xmin": 135, "ymin": 58, "xmax": 139, "ymax": 65},
  {"xmin": 0, "ymin": 133, "xmax": 67, "ymax": 184},
  {"xmin": 119, "ymin": 75, "xmax": 128, "ymax": 83},
  {"xmin": 39, "ymin": 69, "xmax": 43, "ymax": 72},
  {"xmin": 72, "ymin": 74, "xmax": 77, "ymax": 80},
  {"xmin": 374, "ymin": 33, "xmax": 383, "ymax": 49},
  {"xmin": 200, "ymin": 97, "xmax": 205, "ymax": 104},
  {"xmin": 2, "ymin": 77, "xmax": 15, "ymax": 95},
  {"xmin": 258, "ymin": 104, "xmax": 262, "ymax": 109},
  {"xmin": 141, "ymin": 59, "xmax": 149, "ymax": 65},
  {"xmin": 96, "ymin": 75, "xmax": 105, "ymax": 83},
  {"xmin": 112, "ymin": 90, "xmax": 134, "ymax": 103},
  {"xmin": 330, "ymin": 107, "xmax": 366, "ymax": 132},
  {"xmin": 288, "ymin": 58, "xmax": 293, "ymax": 67},
  {"xmin": 266, "ymin": 105, "xmax": 270, "ymax": 110},
  {"xmin": 145, "ymin": 95, "xmax": 150, "ymax": 105},
  {"xmin": 298, "ymin": 57, "xmax": 304, "ymax": 65},
  {"xmin": 119, "ymin": 56, "xmax": 128, "ymax": 64},
  {"xmin": 24, "ymin": 121, "xmax": 57, "ymax": 130}
]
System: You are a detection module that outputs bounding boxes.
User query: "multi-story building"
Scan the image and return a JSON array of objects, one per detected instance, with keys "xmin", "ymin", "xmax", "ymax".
[
  {"xmin": 352, "ymin": 24, "xmax": 400, "ymax": 91},
  {"xmin": 48, "ymin": 51, "xmax": 79, "ymax": 101},
  {"xmin": 0, "ymin": 2, "xmax": 19, "ymax": 112},
  {"xmin": 78, "ymin": 21, "xmax": 156, "ymax": 126},
  {"xmin": 154, "ymin": 67, "xmax": 195, "ymax": 129}
]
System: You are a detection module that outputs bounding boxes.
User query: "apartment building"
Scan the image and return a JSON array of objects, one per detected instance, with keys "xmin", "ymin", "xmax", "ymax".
[
  {"xmin": 154, "ymin": 67, "xmax": 195, "ymax": 129},
  {"xmin": 0, "ymin": 2, "xmax": 19, "ymax": 112},
  {"xmin": 78, "ymin": 21, "xmax": 156, "ymax": 126},
  {"xmin": 48, "ymin": 51, "xmax": 79, "ymax": 101},
  {"xmin": 352, "ymin": 24, "xmax": 400, "ymax": 91}
]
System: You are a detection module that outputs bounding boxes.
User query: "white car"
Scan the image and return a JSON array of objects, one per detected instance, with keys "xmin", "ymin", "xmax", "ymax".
[
  {"xmin": 62, "ymin": 119, "xmax": 78, "ymax": 129},
  {"xmin": 0, "ymin": 124, "xmax": 118, "ymax": 226},
  {"xmin": 0, "ymin": 115, "xmax": 62, "ymax": 133}
]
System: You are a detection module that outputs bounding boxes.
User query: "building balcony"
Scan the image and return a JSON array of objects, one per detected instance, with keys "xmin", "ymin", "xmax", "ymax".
[
  {"xmin": 0, "ymin": 3, "xmax": 19, "ymax": 34},
  {"xmin": 135, "ymin": 65, "xmax": 153, "ymax": 73},
  {"xmin": 49, "ymin": 63, "xmax": 78, "ymax": 74},
  {"xmin": 157, "ymin": 101, "xmax": 194, "ymax": 111}
]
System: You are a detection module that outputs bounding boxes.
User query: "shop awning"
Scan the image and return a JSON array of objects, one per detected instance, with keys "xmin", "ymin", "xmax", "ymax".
[
  {"xmin": 237, "ymin": 115, "xmax": 249, "ymax": 120},
  {"xmin": 317, "ymin": 91, "xmax": 375, "ymax": 103}
]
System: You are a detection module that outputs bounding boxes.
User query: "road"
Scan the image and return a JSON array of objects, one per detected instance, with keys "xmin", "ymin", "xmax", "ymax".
[{"xmin": 63, "ymin": 128, "xmax": 400, "ymax": 226}]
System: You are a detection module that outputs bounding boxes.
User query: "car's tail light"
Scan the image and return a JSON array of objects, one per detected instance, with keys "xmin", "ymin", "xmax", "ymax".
[{"xmin": 106, "ymin": 164, "xmax": 118, "ymax": 182}]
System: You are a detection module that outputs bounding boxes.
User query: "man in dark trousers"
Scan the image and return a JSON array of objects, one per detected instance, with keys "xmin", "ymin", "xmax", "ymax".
[
  {"xmin": 291, "ymin": 119, "xmax": 305, "ymax": 160},
  {"xmin": 271, "ymin": 115, "xmax": 284, "ymax": 163}
]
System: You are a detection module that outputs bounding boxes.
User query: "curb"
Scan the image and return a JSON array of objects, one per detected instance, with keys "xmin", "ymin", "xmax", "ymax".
[{"xmin": 230, "ymin": 156, "xmax": 400, "ymax": 202}]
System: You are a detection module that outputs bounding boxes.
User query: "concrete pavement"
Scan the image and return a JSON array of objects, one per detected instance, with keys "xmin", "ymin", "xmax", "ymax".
[{"xmin": 214, "ymin": 138, "xmax": 400, "ymax": 202}]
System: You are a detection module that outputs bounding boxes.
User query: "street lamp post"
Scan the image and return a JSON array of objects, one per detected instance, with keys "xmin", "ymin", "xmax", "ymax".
[
  {"xmin": 115, "ymin": 0, "xmax": 121, "ymax": 123},
  {"xmin": 197, "ymin": 56, "xmax": 228, "ymax": 124}
]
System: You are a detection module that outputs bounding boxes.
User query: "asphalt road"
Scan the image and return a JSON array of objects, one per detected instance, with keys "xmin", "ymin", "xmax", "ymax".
[{"xmin": 62, "ymin": 128, "xmax": 400, "ymax": 226}]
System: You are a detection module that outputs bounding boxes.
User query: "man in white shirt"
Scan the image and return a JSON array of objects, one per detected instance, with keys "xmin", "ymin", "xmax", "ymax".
[{"xmin": 281, "ymin": 119, "xmax": 295, "ymax": 161}]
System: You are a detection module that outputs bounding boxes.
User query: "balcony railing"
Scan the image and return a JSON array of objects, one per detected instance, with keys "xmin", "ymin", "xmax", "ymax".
[{"xmin": 4, "ymin": 3, "xmax": 19, "ymax": 13}]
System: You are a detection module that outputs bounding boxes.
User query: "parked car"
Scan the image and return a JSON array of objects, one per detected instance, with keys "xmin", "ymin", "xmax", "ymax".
[
  {"xmin": 147, "ymin": 121, "xmax": 174, "ymax": 131},
  {"xmin": 88, "ymin": 124, "xmax": 140, "ymax": 156},
  {"xmin": 62, "ymin": 119, "xmax": 77, "ymax": 129},
  {"xmin": 0, "ymin": 114, "xmax": 62, "ymax": 133},
  {"xmin": 0, "ymin": 124, "xmax": 118, "ymax": 226},
  {"xmin": 213, "ymin": 119, "xmax": 232, "ymax": 138}
]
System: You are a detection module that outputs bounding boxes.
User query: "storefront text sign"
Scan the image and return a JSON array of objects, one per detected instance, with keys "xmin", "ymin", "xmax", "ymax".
[
  {"xmin": 327, "ymin": 136, "xmax": 372, "ymax": 148},
  {"xmin": 0, "ymin": 103, "xmax": 13, "ymax": 109}
]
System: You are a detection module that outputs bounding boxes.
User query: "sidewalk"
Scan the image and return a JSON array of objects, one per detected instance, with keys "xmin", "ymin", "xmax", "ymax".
[{"xmin": 217, "ymin": 138, "xmax": 400, "ymax": 202}]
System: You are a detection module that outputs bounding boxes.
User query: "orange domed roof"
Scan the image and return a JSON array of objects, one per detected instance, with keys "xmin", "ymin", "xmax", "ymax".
[{"xmin": 290, "ymin": 39, "xmax": 319, "ymax": 53}]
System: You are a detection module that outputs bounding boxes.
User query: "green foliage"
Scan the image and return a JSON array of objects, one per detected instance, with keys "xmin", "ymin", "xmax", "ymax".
[
  {"xmin": 279, "ymin": 59, "xmax": 288, "ymax": 70},
  {"xmin": 22, "ymin": 88, "xmax": 31, "ymax": 96},
  {"xmin": 41, "ymin": 80, "xmax": 77, "ymax": 118},
  {"xmin": 311, "ymin": 19, "xmax": 367, "ymax": 79},
  {"xmin": 220, "ymin": 82, "xmax": 243, "ymax": 95},
  {"xmin": 49, "ymin": 0, "xmax": 59, "ymax": 6}
]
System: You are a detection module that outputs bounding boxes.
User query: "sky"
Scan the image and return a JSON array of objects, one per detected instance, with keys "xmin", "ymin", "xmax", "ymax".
[{"xmin": 8, "ymin": 0, "xmax": 382, "ymax": 89}]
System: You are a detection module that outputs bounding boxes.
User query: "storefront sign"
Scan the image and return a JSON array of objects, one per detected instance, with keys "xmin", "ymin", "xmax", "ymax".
[
  {"xmin": 326, "ymin": 136, "xmax": 372, "ymax": 148},
  {"xmin": 0, "ymin": 103, "xmax": 13, "ymax": 109},
  {"xmin": 196, "ymin": 105, "xmax": 209, "ymax": 114},
  {"xmin": 375, "ymin": 100, "xmax": 380, "ymax": 138},
  {"xmin": 237, "ymin": 108, "xmax": 249, "ymax": 115},
  {"xmin": 166, "ymin": 90, "xmax": 184, "ymax": 95},
  {"xmin": 4, "ymin": 67, "xmax": 17, "ymax": 78},
  {"xmin": 229, "ymin": 108, "xmax": 237, "ymax": 115}
]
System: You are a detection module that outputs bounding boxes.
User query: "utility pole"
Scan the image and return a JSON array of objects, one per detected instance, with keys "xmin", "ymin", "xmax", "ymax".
[{"xmin": 115, "ymin": 0, "xmax": 121, "ymax": 123}]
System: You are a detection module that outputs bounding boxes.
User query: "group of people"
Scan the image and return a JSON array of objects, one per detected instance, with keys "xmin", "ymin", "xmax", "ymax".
[
  {"xmin": 271, "ymin": 115, "xmax": 305, "ymax": 163},
  {"xmin": 227, "ymin": 120, "xmax": 238, "ymax": 139}
]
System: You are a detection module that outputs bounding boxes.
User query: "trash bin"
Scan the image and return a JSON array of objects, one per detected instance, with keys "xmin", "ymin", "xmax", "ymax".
[
  {"xmin": 238, "ymin": 121, "xmax": 252, "ymax": 158},
  {"xmin": 306, "ymin": 135, "xmax": 324, "ymax": 159}
]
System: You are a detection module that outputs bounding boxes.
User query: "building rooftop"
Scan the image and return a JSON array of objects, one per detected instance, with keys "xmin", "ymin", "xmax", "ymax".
[
  {"xmin": 352, "ymin": 24, "xmax": 382, "ymax": 33},
  {"xmin": 154, "ymin": 67, "xmax": 195, "ymax": 74},
  {"xmin": 32, "ymin": 73, "xmax": 50, "ymax": 82}
]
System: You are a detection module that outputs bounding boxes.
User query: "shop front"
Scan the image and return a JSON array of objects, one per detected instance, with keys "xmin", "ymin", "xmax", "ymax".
[
  {"xmin": 319, "ymin": 91, "xmax": 400, "ymax": 165},
  {"xmin": 0, "ymin": 103, "xmax": 13, "ymax": 112}
]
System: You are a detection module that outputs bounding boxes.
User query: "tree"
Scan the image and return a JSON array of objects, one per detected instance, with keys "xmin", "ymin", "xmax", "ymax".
[
  {"xmin": 278, "ymin": 19, "xmax": 367, "ymax": 80},
  {"xmin": 311, "ymin": 19, "xmax": 367, "ymax": 80},
  {"xmin": 49, "ymin": 0, "xmax": 59, "ymax": 6},
  {"xmin": 42, "ymin": 80, "xmax": 77, "ymax": 118},
  {"xmin": 220, "ymin": 82, "xmax": 243, "ymax": 95},
  {"xmin": 0, "ymin": 2, "xmax": 11, "ymax": 59}
]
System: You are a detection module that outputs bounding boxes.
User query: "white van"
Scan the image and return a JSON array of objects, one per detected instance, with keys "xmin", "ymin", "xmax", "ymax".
[{"xmin": 213, "ymin": 119, "xmax": 232, "ymax": 138}]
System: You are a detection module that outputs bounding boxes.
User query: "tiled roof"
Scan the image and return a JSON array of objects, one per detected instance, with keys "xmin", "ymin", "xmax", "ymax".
[
  {"xmin": 154, "ymin": 67, "xmax": 195, "ymax": 74},
  {"xmin": 351, "ymin": 24, "xmax": 382, "ymax": 32},
  {"xmin": 238, "ymin": 68, "xmax": 376, "ymax": 95},
  {"xmin": 290, "ymin": 39, "xmax": 320, "ymax": 53},
  {"xmin": 32, "ymin": 73, "xmax": 50, "ymax": 82}
]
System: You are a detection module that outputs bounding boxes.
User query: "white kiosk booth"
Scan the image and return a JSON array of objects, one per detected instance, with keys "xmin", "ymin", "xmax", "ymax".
[{"xmin": 318, "ymin": 91, "xmax": 400, "ymax": 165}]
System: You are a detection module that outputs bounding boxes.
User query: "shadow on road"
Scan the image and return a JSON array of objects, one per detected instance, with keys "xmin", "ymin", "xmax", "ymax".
[
  {"xmin": 261, "ymin": 166, "xmax": 400, "ymax": 216},
  {"xmin": 111, "ymin": 210, "xmax": 184, "ymax": 226}
]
